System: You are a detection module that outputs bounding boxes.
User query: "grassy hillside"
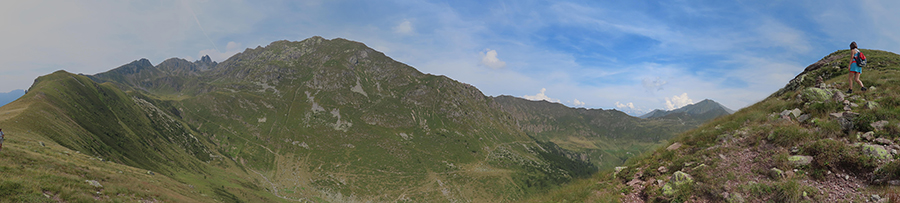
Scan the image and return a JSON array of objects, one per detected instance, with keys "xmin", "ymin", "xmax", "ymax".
[
  {"xmin": 0, "ymin": 37, "xmax": 595, "ymax": 202},
  {"xmin": 528, "ymin": 49, "xmax": 900, "ymax": 202}
]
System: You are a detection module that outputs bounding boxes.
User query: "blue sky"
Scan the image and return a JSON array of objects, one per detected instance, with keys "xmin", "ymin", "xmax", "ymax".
[{"xmin": 2, "ymin": 0, "xmax": 900, "ymax": 115}]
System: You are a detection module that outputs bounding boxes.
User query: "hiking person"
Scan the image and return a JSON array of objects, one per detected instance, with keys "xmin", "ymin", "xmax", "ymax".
[
  {"xmin": 847, "ymin": 41, "xmax": 866, "ymax": 94},
  {"xmin": 0, "ymin": 128, "xmax": 4, "ymax": 152}
]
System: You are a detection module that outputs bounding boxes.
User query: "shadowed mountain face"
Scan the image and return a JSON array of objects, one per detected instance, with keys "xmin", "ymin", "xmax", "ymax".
[{"xmin": 1, "ymin": 37, "xmax": 597, "ymax": 202}]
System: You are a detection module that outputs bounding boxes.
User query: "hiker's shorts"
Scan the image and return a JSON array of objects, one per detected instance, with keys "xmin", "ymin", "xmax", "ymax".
[{"xmin": 850, "ymin": 63, "xmax": 862, "ymax": 73}]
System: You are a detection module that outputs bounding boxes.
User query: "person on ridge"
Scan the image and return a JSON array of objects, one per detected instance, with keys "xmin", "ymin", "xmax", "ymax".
[
  {"xmin": 847, "ymin": 41, "xmax": 866, "ymax": 94},
  {"xmin": 0, "ymin": 128, "xmax": 4, "ymax": 152}
]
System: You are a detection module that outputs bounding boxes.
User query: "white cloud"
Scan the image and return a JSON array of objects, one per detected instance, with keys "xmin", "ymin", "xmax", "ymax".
[
  {"xmin": 393, "ymin": 20, "xmax": 414, "ymax": 34},
  {"xmin": 665, "ymin": 93, "xmax": 694, "ymax": 110},
  {"xmin": 615, "ymin": 101, "xmax": 635, "ymax": 109},
  {"xmin": 480, "ymin": 49, "xmax": 507, "ymax": 69},
  {"xmin": 642, "ymin": 77, "xmax": 667, "ymax": 92},
  {"xmin": 572, "ymin": 99, "xmax": 585, "ymax": 107},
  {"xmin": 523, "ymin": 88, "xmax": 559, "ymax": 103}
]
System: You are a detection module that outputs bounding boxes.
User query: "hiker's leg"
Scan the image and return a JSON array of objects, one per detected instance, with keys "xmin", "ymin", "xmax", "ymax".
[
  {"xmin": 855, "ymin": 72, "xmax": 864, "ymax": 87},
  {"xmin": 849, "ymin": 72, "xmax": 855, "ymax": 90}
]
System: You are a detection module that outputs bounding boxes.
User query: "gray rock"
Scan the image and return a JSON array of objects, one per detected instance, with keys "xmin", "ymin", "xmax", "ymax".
[
  {"xmin": 667, "ymin": 142, "xmax": 682, "ymax": 151},
  {"xmin": 889, "ymin": 180, "xmax": 900, "ymax": 186},
  {"xmin": 769, "ymin": 167, "xmax": 785, "ymax": 180},
  {"xmin": 860, "ymin": 144, "xmax": 893, "ymax": 160},
  {"xmin": 658, "ymin": 166, "xmax": 668, "ymax": 173},
  {"xmin": 780, "ymin": 110, "xmax": 792, "ymax": 118},
  {"xmin": 797, "ymin": 114, "xmax": 810, "ymax": 123},
  {"xmin": 839, "ymin": 116, "xmax": 854, "ymax": 132},
  {"xmin": 830, "ymin": 112, "xmax": 844, "ymax": 118},
  {"xmin": 875, "ymin": 138, "xmax": 894, "ymax": 146},
  {"xmin": 788, "ymin": 155, "xmax": 813, "ymax": 166},
  {"xmin": 832, "ymin": 90, "xmax": 846, "ymax": 103},
  {"xmin": 872, "ymin": 120, "xmax": 890, "ymax": 131},
  {"xmin": 85, "ymin": 180, "xmax": 103, "ymax": 188},
  {"xmin": 862, "ymin": 131, "xmax": 875, "ymax": 141},
  {"xmin": 867, "ymin": 101, "xmax": 880, "ymax": 109},
  {"xmin": 790, "ymin": 108, "xmax": 802, "ymax": 118},
  {"xmin": 850, "ymin": 103, "xmax": 859, "ymax": 108},
  {"xmin": 800, "ymin": 87, "xmax": 834, "ymax": 102}
]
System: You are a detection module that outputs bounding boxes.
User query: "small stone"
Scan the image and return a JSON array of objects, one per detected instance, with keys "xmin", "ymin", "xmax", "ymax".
[
  {"xmin": 658, "ymin": 166, "xmax": 668, "ymax": 173},
  {"xmin": 39, "ymin": 141, "xmax": 45, "ymax": 147},
  {"xmin": 889, "ymin": 180, "xmax": 900, "ymax": 186},
  {"xmin": 830, "ymin": 112, "xmax": 844, "ymax": 118},
  {"xmin": 790, "ymin": 146, "xmax": 800, "ymax": 154},
  {"xmin": 844, "ymin": 100, "xmax": 851, "ymax": 105},
  {"xmin": 850, "ymin": 103, "xmax": 859, "ymax": 108},
  {"xmin": 844, "ymin": 106, "xmax": 852, "ymax": 111},
  {"xmin": 871, "ymin": 194, "xmax": 882, "ymax": 202}
]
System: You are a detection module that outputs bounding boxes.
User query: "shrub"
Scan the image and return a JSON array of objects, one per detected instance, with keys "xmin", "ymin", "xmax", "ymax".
[
  {"xmin": 768, "ymin": 125, "xmax": 812, "ymax": 147},
  {"xmin": 803, "ymin": 139, "xmax": 877, "ymax": 174}
]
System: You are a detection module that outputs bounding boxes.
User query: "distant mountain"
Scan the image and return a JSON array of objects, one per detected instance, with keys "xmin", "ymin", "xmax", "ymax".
[
  {"xmin": 639, "ymin": 99, "xmax": 735, "ymax": 121},
  {"xmin": 0, "ymin": 89, "xmax": 25, "ymax": 107},
  {"xmin": 493, "ymin": 96, "xmax": 708, "ymax": 170}
]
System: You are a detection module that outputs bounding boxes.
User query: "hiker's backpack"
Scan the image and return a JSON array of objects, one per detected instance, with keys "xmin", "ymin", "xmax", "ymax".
[{"xmin": 855, "ymin": 50, "xmax": 867, "ymax": 67}]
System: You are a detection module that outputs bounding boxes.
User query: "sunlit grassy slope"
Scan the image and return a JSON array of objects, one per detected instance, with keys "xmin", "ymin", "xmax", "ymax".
[{"xmin": 527, "ymin": 49, "xmax": 900, "ymax": 202}]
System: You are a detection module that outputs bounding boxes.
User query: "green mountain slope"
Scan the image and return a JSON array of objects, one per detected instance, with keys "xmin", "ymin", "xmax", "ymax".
[
  {"xmin": 1, "ymin": 37, "xmax": 595, "ymax": 202},
  {"xmin": 493, "ymin": 96, "xmax": 721, "ymax": 171},
  {"xmin": 529, "ymin": 49, "xmax": 900, "ymax": 202}
]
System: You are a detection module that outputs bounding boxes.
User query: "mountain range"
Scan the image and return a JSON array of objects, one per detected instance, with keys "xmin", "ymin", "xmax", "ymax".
[{"xmin": 0, "ymin": 37, "xmax": 732, "ymax": 202}]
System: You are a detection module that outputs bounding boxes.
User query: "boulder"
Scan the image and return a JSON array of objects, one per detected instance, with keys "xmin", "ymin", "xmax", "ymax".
[
  {"xmin": 832, "ymin": 90, "xmax": 846, "ymax": 103},
  {"xmin": 862, "ymin": 131, "xmax": 875, "ymax": 141},
  {"xmin": 860, "ymin": 144, "xmax": 893, "ymax": 160},
  {"xmin": 797, "ymin": 114, "xmax": 811, "ymax": 123},
  {"xmin": 800, "ymin": 87, "xmax": 834, "ymax": 102},
  {"xmin": 867, "ymin": 101, "xmax": 880, "ymax": 110},
  {"xmin": 662, "ymin": 171, "xmax": 694, "ymax": 196},
  {"xmin": 790, "ymin": 108, "xmax": 802, "ymax": 118},
  {"xmin": 872, "ymin": 120, "xmax": 890, "ymax": 131},
  {"xmin": 780, "ymin": 110, "xmax": 792, "ymax": 118},
  {"xmin": 788, "ymin": 155, "xmax": 813, "ymax": 167},
  {"xmin": 875, "ymin": 138, "xmax": 894, "ymax": 146},
  {"xmin": 769, "ymin": 167, "xmax": 785, "ymax": 180}
]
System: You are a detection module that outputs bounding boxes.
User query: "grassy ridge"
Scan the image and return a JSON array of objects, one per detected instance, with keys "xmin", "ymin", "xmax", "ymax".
[{"xmin": 527, "ymin": 49, "xmax": 900, "ymax": 202}]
